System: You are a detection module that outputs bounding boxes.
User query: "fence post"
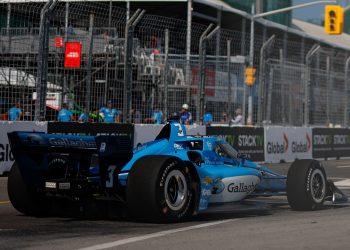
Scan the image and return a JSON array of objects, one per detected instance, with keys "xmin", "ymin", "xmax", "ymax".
[
  {"xmin": 197, "ymin": 24, "xmax": 219, "ymax": 124},
  {"xmin": 326, "ymin": 55, "xmax": 331, "ymax": 125},
  {"xmin": 35, "ymin": 0, "xmax": 57, "ymax": 121},
  {"xmin": 163, "ymin": 29, "xmax": 169, "ymax": 122},
  {"xmin": 123, "ymin": 9, "xmax": 145, "ymax": 123},
  {"xmin": 280, "ymin": 49, "xmax": 286, "ymax": 124},
  {"xmin": 266, "ymin": 66, "xmax": 273, "ymax": 123},
  {"xmin": 227, "ymin": 40, "xmax": 232, "ymax": 120},
  {"xmin": 257, "ymin": 35, "xmax": 274, "ymax": 125},
  {"xmin": 304, "ymin": 44, "xmax": 320, "ymax": 126},
  {"xmin": 185, "ymin": 0, "xmax": 192, "ymax": 105},
  {"xmin": 85, "ymin": 13, "xmax": 94, "ymax": 121},
  {"xmin": 345, "ymin": 57, "xmax": 350, "ymax": 127}
]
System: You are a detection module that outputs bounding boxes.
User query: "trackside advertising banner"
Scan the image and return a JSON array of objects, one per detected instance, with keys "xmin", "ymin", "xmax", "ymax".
[
  {"xmin": 134, "ymin": 124, "xmax": 206, "ymax": 146},
  {"xmin": 0, "ymin": 121, "xmax": 47, "ymax": 175},
  {"xmin": 313, "ymin": 128, "xmax": 350, "ymax": 159},
  {"xmin": 206, "ymin": 127, "xmax": 265, "ymax": 161},
  {"xmin": 265, "ymin": 127, "xmax": 312, "ymax": 163}
]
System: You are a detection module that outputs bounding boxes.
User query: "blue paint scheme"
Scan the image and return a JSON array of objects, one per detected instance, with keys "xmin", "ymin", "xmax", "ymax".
[{"xmin": 8, "ymin": 121, "xmax": 288, "ymax": 213}]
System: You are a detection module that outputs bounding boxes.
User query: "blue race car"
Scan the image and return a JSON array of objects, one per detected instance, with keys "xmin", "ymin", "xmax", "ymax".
[{"xmin": 7, "ymin": 121, "xmax": 347, "ymax": 222}]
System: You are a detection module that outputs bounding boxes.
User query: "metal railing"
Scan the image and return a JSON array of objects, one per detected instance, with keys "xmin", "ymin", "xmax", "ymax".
[{"xmin": 0, "ymin": 0, "xmax": 350, "ymax": 127}]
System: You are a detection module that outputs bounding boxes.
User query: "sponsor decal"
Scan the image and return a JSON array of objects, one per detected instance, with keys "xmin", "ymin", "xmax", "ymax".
[
  {"xmin": 202, "ymin": 176, "xmax": 213, "ymax": 185},
  {"xmin": 267, "ymin": 133, "xmax": 311, "ymax": 154},
  {"xmin": 174, "ymin": 143, "xmax": 184, "ymax": 150},
  {"xmin": 49, "ymin": 138, "xmax": 96, "ymax": 148},
  {"xmin": 201, "ymin": 189, "xmax": 211, "ymax": 197},
  {"xmin": 333, "ymin": 135, "xmax": 350, "ymax": 145},
  {"xmin": 227, "ymin": 182, "xmax": 257, "ymax": 193},
  {"xmin": 160, "ymin": 161, "xmax": 176, "ymax": 187},
  {"xmin": 313, "ymin": 134, "xmax": 332, "ymax": 145},
  {"xmin": 99, "ymin": 142, "xmax": 106, "ymax": 153},
  {"xmin": 206, "ymin": 141, "xmax": 213, "ymax": 150},
  {"xmin": 211, "ymin": 181, "xmax": 225, "ymax": 194},
  {"xmin": 283, "ymin": 133, "xmax": 289, "ymax": 152},
  {"xmin": 0, "ymin": 144, "xmax": 14, "ymax": 162},
  {"xmin": 291, "ymin": 133, "xmax": 311, "ymax": 153},
  {"xmin": 238, "ymin": 134, "xmax": 264, "ymax": 147}
]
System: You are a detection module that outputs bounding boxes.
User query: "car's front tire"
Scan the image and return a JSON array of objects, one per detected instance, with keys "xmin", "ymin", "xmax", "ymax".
[
  {"xmin": 127, "ymin": 155, "xmax": 197, "ymax": 222},
  {"xmin": 287, "ymin": 159, "xmax": 327, "ymax": 211}
]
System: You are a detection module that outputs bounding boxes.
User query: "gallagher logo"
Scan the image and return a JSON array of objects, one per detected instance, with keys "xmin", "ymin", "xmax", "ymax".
[{"xmin": 267, "ymin": 133, "xmax": 288, "ymax": 154}]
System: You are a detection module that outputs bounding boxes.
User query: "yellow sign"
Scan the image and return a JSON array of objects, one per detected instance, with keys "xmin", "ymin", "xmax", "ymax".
[
  {"xmin": 325, "ymin": 5, "xmax": 344, "ymax": 35},
  {"xmin": 245, "ymin": 66, "xmax": 256, "ymax": 86}
]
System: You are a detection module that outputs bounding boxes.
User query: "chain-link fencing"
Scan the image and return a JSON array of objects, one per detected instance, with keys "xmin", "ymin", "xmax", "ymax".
[{"xmin": 1, "ymin": 0, "xmax": 350, "ymax": 127}]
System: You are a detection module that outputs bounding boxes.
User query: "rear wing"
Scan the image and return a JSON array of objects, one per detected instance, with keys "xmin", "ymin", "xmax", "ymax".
[{"xmin": 8, "ymin": 132, "xmax": 133, "ymax": 188}]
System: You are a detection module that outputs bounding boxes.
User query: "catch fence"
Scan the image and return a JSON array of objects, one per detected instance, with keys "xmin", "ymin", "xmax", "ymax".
[{"xmin": 0, "ymin": 0, "xmax": 349, "ymax": 127}]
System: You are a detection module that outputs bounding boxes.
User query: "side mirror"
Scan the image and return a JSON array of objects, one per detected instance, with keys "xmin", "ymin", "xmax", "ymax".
[{"xmin": 187, "ymin": 151, "xmax": 204, "ymax": 166}]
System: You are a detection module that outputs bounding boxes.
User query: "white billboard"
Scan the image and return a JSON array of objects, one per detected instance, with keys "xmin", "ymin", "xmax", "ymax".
[
  {"xmin": 0, "ymin": 121, "xmax": 47, "ymax": 175},
  {"xmin": 265, "ymin": 126, "xmax": 313, "ymax": 163}
]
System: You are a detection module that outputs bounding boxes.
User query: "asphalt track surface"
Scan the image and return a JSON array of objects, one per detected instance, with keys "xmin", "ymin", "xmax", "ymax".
[{"xmin": 1, "ymin": 160, "xmax": 350, "ymax": 250}]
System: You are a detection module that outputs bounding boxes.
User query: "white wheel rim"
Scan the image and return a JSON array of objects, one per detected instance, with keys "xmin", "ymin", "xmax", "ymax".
[{"xmin": 164, "ymin": 170, "xmax": 188, "ymax": 211}]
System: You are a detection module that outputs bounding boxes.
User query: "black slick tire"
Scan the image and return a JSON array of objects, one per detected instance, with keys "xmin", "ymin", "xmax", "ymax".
[
  {"xmin": 126, "ymin": 155, "xmax": 197, "ymax": 223},
  {"xmin": 287, "ymin": 159, "xmax": 327, "ymax": 211},
  {"xmin": 7, "ymin": 163, "xmax": 49, "ymax": 216}
]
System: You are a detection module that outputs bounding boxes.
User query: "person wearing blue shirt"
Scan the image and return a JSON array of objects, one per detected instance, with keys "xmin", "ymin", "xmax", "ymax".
[
  {"xmin": 100, "ymin": 100, "xmax": 119, "ymax": 123},
  {"xmin": 145, "ymin": 107, "xmax": 163, "ymax": 124},
  {"xmin": 180, "ymin": 103, "xmax": 192, "ymax": 125},
  {"xmin": 57, "ymin": 103, "xmax": 73, "ymax": 122},
  {"xmin": 78, "ymin": 112, "xmax": 88, "ymax": 122},
  {"xmin": 8, "ymin": 101, "xmax": 22, "ymax": 121},
  {"xmin": 153, "ymin": 110, "xmax": 163, "ymax": 124},
  {"xmin": 203, "ymin": 109, "xmax": 213, "ymax": 126}
]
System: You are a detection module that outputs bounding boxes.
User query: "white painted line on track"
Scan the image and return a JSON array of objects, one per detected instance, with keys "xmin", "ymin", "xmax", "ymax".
[
  {"xmin": 77, "ymin": 219, "xmax": 238, "ymax": 250},
  {"xmin": 335, "ymin": 179, "xmax": 350, "ymax": 188},
  {"xmin": 336, "ymin": 166, "xmax": 350, "ymax": 169}
]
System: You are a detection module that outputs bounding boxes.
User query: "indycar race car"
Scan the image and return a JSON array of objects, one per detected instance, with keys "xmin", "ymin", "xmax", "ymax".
[{"xmin": 7, "ymin": 121, "xmax": 348, "ymax": 222}]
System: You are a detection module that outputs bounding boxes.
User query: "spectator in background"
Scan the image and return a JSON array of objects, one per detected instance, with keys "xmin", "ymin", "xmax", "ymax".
[
  {"xmin": 8, "ymin": 101, "xmax": 22, "ymax": 121},
  {"xmin": 57, "ymin": 103, "xmax": 73, "ymax": 122},
  {"xmin": 100, "ymin": 100, "xmax": 119, "ymax": 123},
  {"xmin": 78, "ymin": 112, "xmax": 88, "ymax": 123},
  {"xmin": 180, "ymin": 103, "xmax": 192, "ymax": 125},
  {"xmin": 203, "ymin": 106, "xmax": 213, "ymax": 126},
  {"xmin": 230, "ymin": 108, "xmax": 243, "ymax": 126},
  {"xmin": 220, "ymin": 112, "xmax": 229, "ymax": 124},
  {"xmin": 144, "ymin": 106, "xmax": 163, "ymax": 124}
]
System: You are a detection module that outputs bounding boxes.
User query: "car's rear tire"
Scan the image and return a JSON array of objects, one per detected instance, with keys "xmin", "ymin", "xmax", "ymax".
[
  {"xmin": 287, "ymin": 159, "xmax": 327, "ymax": 211},
  {"xmin": 7, "ymin": 163, "xmax": 50, "ymax": 216},
  {"xmin": 127, "ymin": 155, "xmax": 197, "ymax": 222}
]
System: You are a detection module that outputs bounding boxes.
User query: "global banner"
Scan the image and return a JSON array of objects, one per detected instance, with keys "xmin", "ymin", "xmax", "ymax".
[
  {"xmin": 0, "ymin": 121, "xmax": 48, "ymax": 175},
  {"xmin": 265, "ymin": 127, "xmax": 312, "ymax": 163},
  {"xmin": 313, "ymin": 128, "xmax": 350, "ymax": 159},
  {"xmin": 206, "ymin": 126, "xmax": 265, "ymax": 162}
]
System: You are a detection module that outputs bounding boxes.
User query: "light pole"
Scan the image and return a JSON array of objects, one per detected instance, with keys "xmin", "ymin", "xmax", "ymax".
[{"xmin": 247, "ymin": 0, "xmax": 337, "ymax": 125}]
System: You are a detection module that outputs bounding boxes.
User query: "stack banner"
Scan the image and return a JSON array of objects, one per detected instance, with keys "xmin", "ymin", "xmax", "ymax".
[
  {"xmin": 265, "ymin": 127, "xmax": 312, "ymax": 163},
  {"xmin": 313, "ymin": 128, "xmax": 350, "ymax": 159},
  {"xmin": 0, "ymin": 121, "xmax": 48, "ymax": 175},
  {"xmin": 206, "ymin": 126, "xmax": 265, "ymax": 161},
  {"xmin": 134, "ymin": 124, "xmax": 206, "ymax": 146}
]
